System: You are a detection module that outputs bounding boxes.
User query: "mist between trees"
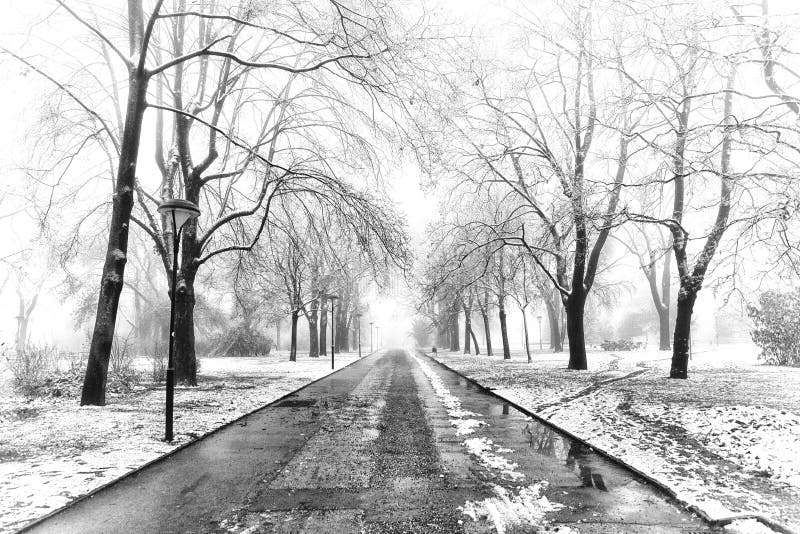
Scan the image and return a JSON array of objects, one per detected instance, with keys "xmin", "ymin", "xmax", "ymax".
[{"xmin": 1, "ymin": 0, "xmax": 799, "ymax": 405}]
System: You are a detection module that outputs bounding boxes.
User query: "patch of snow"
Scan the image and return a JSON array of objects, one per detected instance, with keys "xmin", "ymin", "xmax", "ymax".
[
  {"xmin": 459, "ymin": 483, "xmax": 563, "ymax": 534},
  {"xmin": 724, "ymin": 518, "xmax": 780, "ymax": 534}
]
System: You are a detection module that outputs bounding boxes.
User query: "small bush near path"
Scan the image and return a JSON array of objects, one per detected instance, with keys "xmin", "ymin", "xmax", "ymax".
[
  {"xmin": 600, "ymin": 339, "xmax": 644, "ymax": 351},
  {"xmin": 748, "ymin": 289, "xmax": 800, "ymax": 366},
  {"xmin": 4, "ymin": 342, "xmax": 58, "ymax": 395}
]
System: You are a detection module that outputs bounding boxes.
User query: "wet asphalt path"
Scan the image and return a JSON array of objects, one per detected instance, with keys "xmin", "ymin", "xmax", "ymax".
[{"xmin": 23, "ymin": 349, "xmax": 715, "ymax": 533}]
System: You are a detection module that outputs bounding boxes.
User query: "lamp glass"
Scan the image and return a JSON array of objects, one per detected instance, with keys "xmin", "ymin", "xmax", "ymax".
[{"xmin": 158, "ymin": 200, "xmax": 201, "ymax": 232}]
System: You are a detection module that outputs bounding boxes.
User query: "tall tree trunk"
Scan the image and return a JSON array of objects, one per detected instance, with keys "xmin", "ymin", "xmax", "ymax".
[
  {"xmin": 307, "ymin": 316, "xmax": 319, "ymax": 358},
  {"xmin": 545, "ymin": 297, "xmax": 563, "ymax": 352},
  {"xmin": 275, "ymin": 319, "xmax": 281, "ymax": 352},
  {"xmin": 498, "ymin": 297, "xmax": 510, "ymax": 360},
  {"xmin": 319, "ymin": 295, "xmax": 327, "ymax": 356},
  {"xmin": 565, "ymin": 290, "xmax": 587, "ymax": 370},
  {"xmin": 307, "ymin": 297, "xmax": 319, "ymax": 358},
  {"xmin": 449, "ymin": 299, "xmax": 460, "ymax": 351},
  {"xmin": 173, "ymin": 265, "xmax": 198, "ymax": 385},
  {"xmin": 480, "ymin": 308, "xmax": 492, "ymax": 356},
  {"xmin": 289, "ymin": 309, "xmax": 299, "ymax": 362},
  {"xmin": 521, "ymin": 305, "xmax": 531, "ymax": 363},
  {"xmin": 659, "ymin": 249, "xmax": 672, "ymax": 350},
  {"xmin": 670, "ymin": 289, "xmax": 697, "ymax": 379},
  {"xmin": 463, "ymin": 302, "xmax": 472, "ymax": 354},
  {"xmin": 469, "ymin": 326, "xmax": 480, "ymax": 355},
  {"xmin": 81, "ymin": 66, "xmax": 149, "ymax": 406}
]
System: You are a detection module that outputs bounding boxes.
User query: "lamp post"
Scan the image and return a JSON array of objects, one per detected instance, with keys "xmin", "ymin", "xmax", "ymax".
[
  {"xmin": 370, "ymin": 322, "xmax": 374, "ymax": 353},
  {"xmin": 329, "ymin": 295, "xmax": 339, "ymax": 369},
  {"xmin": 355, "ymin": 313, "xmax": 362, "ymax": 358},
  {"xmin": 536, "ymin": 315, "xmax": 543, "ymax": 351},
  {"xmin": 376, "ymin": 326, "xmax": 381, "ymax": 349},
  {"xmin": 157, "ymin": 199, "xmax": 201, "ymax": 443}
]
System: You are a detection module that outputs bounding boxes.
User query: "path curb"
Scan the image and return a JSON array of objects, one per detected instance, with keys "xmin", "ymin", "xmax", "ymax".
[
  {"xmin": 18, "ymin": 351, "xmax": 380, "ymax": 533},
  {"xmin": 420, "ymin": 351, "xmax": 796, "ymax": 534}
]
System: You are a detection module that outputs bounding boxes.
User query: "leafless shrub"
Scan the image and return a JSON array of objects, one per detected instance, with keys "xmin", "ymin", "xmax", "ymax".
[
  {"xmin": 5, "ymin": 342, "xmax": 57, "ymax": 395},
  {"xmin": 149, "ymin": 341, "xmax": 167, "ymax": 383},
  {"xmin": 109, "ymin": 333, "xmax": 138, "ymax": 385}
]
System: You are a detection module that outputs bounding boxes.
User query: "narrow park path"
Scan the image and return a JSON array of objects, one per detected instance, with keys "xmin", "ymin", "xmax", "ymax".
[{"xmin": 23, "ymin": 349, "xmax": 715, "ymax": 533}]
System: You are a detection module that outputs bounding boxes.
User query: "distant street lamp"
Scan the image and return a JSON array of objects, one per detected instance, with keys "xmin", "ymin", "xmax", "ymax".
[
  {"xmin": 157, "ymin": 199, "xmax": 201, "ymax": 443},
  {"xmin": 537, "ymin": 315, "xmax": 543, "ymax": 351},
  {"xmin": 356, "ymin": 313, "xmax": 362, "ymax": 358},
  {"xmin": 329, "ymin": 295, "xmax": 339, "ymax": 369},
  {"xmin": 370, "ymin": 322, "xmax": 374, "ymax": 353},
  {"xmin": 376, "ymin": 326, "xmax": 381, "ymax": 349}
]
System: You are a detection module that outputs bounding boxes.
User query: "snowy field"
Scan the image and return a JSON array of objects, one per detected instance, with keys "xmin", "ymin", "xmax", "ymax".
[
  {"xmin": 429, "ymin": 344, "xmax": 800, "ymax": 533},
  {"xmin": 0, "ymin": 351, "xmax": 360, "ymax": 534}
]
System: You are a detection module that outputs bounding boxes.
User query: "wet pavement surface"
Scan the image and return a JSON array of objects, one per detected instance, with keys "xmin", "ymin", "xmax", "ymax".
[{"xmin": 23, "ymin": 349, "xmax": 717, "ymax": 533}]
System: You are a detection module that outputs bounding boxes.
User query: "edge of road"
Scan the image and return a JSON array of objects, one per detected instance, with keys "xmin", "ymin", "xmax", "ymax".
[
  {"xmin": 18, "ymin": 350, "xmax": 382, "ymax": 534},
  {"xmin": 418, "ymin": 349, "xmax": 797, "ymax": 534}
]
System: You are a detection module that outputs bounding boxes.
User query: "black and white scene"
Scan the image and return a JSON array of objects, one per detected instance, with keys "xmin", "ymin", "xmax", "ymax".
[{"xmin": 2, "ymin": 0, "xmax": 800, "ymax": 532}]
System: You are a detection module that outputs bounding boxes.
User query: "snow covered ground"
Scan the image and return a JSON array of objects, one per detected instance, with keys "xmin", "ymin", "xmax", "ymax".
[
  {"xmin": 429, "ymin": 344, "xmax": 800, "ymax": 533},
  {"xmin": 0, "ymin": 351, "xmax": 360, "ymax": 534}
]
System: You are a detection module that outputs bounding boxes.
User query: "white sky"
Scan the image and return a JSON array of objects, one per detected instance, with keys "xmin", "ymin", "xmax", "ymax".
[{"xmin": 0, "ymin": 0, "xmax": 796, "ymax": 349}]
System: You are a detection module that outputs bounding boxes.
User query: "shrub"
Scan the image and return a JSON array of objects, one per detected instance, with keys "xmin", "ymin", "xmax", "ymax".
[
  {"xmin": 148, "ymin": 341, "xmax": 167, "ymax": 383},
  {"xmin": 5, "ymin": 342, "xmax": 57, "ymax": 395},
  {"xmin": 600, "ymin": 339, "xmax": 644, "ymax": 351},
  {"xmin": 748, "ymin": 290, "xmax": 800, "ymax": 366},
  {"xmin": 212, "ymin": 324, "xmax": 273, "ymax": 357}
]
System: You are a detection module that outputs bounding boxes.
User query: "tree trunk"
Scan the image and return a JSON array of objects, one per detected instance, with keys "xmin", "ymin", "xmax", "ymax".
[
  {"xmin": 81, "ymin": 69, "xmax": 149, "ymax": 406},
  {"xmin": 449, "ymin": 300, "xmax": 460, "ymax": 351},
  {"xmin": 521, "ymin": 305, "xmax": 531, "ymax": 363},
  {"xmin": 566, "ymin": 291, "xmax": 587, "ymax": 370},
  {"xmin": 290, "ymin": 310, "xmax": 299, "ymax": 362},
  {"xmin": 173, "ymin": 266, "xmax": 198, "ymax": 385},
  {"xmin": 469, "ymin": 328, "xmax": 480, "ymax": 355},
  {"xmin": 480, "ymin": 309, "xmax": 492, "ymax": 356},
  {"xmin": 307, "ymin": 316, "xmax": 319, "ymax": 358},
  {"xmin": 658, "ymin": 308, "xmax": 670, "ymax": 351},
  {"xmin": 319, "ymin": 296, "xmax": 327, "ymax": 356},
  {"xmin": 463, "ymin": 305, "xmax": 472, "ymax": 354},
  {"xmin": 545, "ymin": 298, "xmax": 563, "ymax": 352},
  {"xmin": 275, "ymin": 319, "xmax": 281, "ymax": 352},
  {"xmin": 670, "ymin": 289, "xmax": 697, "ymax": 379},
  {"xmin": 498, "ymin": 297, "xmax": 510, "ymax": 360},
  {"xmin": 307, "ymin": 297, "xmax": 319, "ymax": 358}
]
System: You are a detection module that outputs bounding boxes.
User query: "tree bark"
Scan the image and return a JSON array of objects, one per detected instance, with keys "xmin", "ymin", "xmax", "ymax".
[
  {"xmin": 319, "ymin": 295, "xmax": 327, "ymax": 356},
  {"xmin": 566, "ymin": 290, "xmax": 587, "ymax": 370},
  {"xmin": 449, "ymin": 298, "xmax": 460, "ymax": 351},
  {"xmin": 521, "ymin": 305, "xmax": 531, "ymax": 363},
  {"xmin": 543, "ymin": 289, "xmax": 563, "ymax": 352},
  {"xmin": 463, "ymin": 302, "xmax": 472, "ymax": 354},
  {"xmin": 480, "ymin": 309, "xmax": 492, "ymax": 356},
  {"xmin": 670, "ymin": 290, "xmax": 696, "ymax": 378},
  {"xmin": 289, "ymin": 309, "xmax": 299, "ymax": 362},
  {"xmin": 173, "ymin": 272, "xmax": 197, "ymax": 385},
  {"xmin": 307, "ymin": 297, "xmax": 319, "ymax": 358},
  {"xmin": 81, "ymin": 66, "xmax": 149, "ymax": 406},
  {"xmin": 275, "ymin": 319, "xmax": 281, "ymax": 351},
  {"xmin": 498, "ymin": 297, "xmax": 510, "ymax": 360}
]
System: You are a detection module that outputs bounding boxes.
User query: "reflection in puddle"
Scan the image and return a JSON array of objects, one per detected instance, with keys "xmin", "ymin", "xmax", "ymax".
[{"xmin": 521, "ymin": 412, "xmax": 609, "ymax": 491}]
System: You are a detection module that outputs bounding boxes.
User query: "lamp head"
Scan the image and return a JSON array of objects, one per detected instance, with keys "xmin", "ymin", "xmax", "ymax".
[{"xmin": 158, "ymin": 199, "xmax": 201, "ymax": 232}]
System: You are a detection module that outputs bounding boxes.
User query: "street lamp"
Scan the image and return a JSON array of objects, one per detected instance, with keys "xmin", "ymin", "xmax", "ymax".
[
  {"xmin": 157, "ymin": 198, "xmax": 201, "ymax": 443},
  {"xmin": 355, "ymin": 313, "xmax": 362, "ymax": 358},
  {"xmin": 328, "ymin": 295, "xmax": 339, "ymax": 369},
  {"xmin": 376, "ymin": 326, "xmax": 381, "ymax": 349},
  {"xmin": 369, "ymin": 322, "xmax": 374, "ymax": 353},
  {"xmin": 536, "ymin": 315, "xmax": 543, "ymax": 351}
]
